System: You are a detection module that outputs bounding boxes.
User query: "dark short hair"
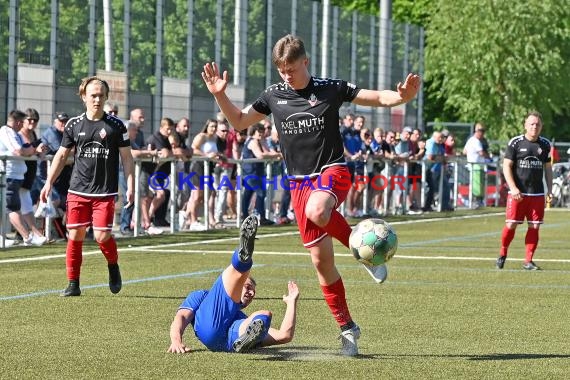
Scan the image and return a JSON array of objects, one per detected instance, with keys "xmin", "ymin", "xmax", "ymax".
[
  {"xmin": 8, "ymin": 109, "xmax": 26, "ymax": 121},
  {"xmin": 25, "ymin": 108, "xmax": 40, "ymax": 121},
  {"xmin": 248, "ymin": 124, "xmax": 264, "ymax": 137}
]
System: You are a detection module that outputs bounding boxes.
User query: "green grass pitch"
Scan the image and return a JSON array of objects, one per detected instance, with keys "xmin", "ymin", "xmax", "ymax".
[{"xmin": 1, "ymin": 209, "xmax": 570, "ymax": 379}]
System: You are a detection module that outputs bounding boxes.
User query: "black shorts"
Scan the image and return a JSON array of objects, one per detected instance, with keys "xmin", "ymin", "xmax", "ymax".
[{"xmin": 6, "ymin": 178, "xmax": 23, "ymax": 212}]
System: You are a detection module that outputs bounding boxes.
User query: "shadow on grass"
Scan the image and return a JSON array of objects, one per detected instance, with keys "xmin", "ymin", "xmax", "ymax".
[
  {"xmin": 248, "ymin": 346, "xmax": 385, "ymax": 361},
  {"xmin": 466, "ymin": 353, "xmax": 570, "ymax": 361},
  {"xmin": 249, "ymin": 348, "xmax": 570, "ymax": 362}
]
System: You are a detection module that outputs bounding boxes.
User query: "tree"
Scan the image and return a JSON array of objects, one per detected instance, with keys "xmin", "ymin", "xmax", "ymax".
[{"xmin": 426, "ymin": 0, "xmax": 570, "ymax": 139}]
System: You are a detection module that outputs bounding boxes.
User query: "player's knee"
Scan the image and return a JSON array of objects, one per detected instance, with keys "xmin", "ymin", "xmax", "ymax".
[{"xmin": 305, "ymin": 203, "xmax": 330, "ymax": 227}]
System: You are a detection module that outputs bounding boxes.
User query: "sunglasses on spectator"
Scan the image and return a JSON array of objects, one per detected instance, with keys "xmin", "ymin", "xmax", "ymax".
[
  {"xmin": 364, "ymin": 133, "xmax": 371, "ymax": 138},
  {"xmin": 27, "ymin": 118, "xmax": 38, "ymax": 123},
  {"xmin": 219, "ymin": 129, "xmax": 229, "ymax": 133}
]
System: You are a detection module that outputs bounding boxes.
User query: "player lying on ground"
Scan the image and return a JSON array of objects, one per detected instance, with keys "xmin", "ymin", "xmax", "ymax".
[{"xmin": 168, "ymin": 215, "xmax": 300, "ymax": 353}]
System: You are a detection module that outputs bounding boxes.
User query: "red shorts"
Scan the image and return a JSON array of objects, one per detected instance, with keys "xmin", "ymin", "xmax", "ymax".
[
  {"xmin": 505, "ymin": 194, "xmax": 545, "ymax": 225},
  {"xmin": 66, "ymin": 193, "xmax": 116, "ymax": 231},
  {"xmin": 290, "ymin": 165, "xmax": 352, "ymax": 247}
]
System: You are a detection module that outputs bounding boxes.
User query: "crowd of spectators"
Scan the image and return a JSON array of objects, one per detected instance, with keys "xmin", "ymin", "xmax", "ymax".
[{"xmin": 1, "ymin": 105, "xmax": 496, "ymax": 247}]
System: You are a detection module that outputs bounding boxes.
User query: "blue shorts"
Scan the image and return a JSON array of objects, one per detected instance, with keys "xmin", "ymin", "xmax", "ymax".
[{"xmin": 193, "ymin": 276, "xmax": 270, "ymax": 352}]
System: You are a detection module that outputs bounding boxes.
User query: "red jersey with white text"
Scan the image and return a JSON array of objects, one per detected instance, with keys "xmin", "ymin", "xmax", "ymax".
[
  {"xmin": 252, "ymin": 77, "xmax": 360, "ymax": 178},
  {"xmin": 61, "ymin": 113, "xmax": 130, "ymax": 197},
  {"xmin": 504, "ymin": 135, "xmax": 551, "ymax": 195}
]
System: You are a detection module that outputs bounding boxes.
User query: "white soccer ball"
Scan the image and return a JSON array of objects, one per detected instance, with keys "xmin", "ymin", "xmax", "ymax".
[{"xmin": 349, "ymin": 218, "xmax": 398, "ymax": 266}]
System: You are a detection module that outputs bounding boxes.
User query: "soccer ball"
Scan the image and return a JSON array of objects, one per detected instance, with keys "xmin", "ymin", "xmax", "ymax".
[{"xmin": 349, "ymin": 218, "xmax": 398, "ymax": 266}]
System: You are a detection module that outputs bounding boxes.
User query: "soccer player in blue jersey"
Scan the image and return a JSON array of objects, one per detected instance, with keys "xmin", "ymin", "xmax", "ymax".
[
  {"xmin": 167, "ymin": 215, "xmax": 299, "ymax": 353},
  {"xmin": 201, "ymin": 34, "xmax": 420, "ymax": 356}
]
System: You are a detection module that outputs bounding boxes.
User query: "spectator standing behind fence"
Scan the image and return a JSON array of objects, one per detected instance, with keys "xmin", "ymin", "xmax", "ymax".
[
  {"xmin": 0, "ymin": 110, "xmax": 47, "ymax": 247},
  {"xmin": 241, "ymin": 124, "xmax": 280, "ymax": 226},
  {"xmin": 423, "ymin": 130, "xmax": 451, "ymax": 212},
  {"xmin": 40, "ymin": 76, "xmax": 135, "ymax": 297},
  {"xmin": 267, "ymin": 126, "xmax": 292, "ymax": 225},
  {"xmin": 409, "ymin": 128, "xmax": 425, "ymax": 212},
  {"xmin": 184, "ymin": 119, "xmax": 221, "ymax": 231},
  {"xmin": 173, "ymin": 117, "xmax": 193, "ymax": 221},
  {"xmin": 463, "ymin": 124, "xmax": 490, "ymax": 209},
  {"xmin": 496, "ymin": 111, "xmax": 553, "ymax": 271},
  {"xmin": 342, "ymin": 115, "xmax": 365, "ymax": 217},
  {"xmin": 213, "ymin": 119, "xmax": 232, "ymax": 227},
  {"xmin": 394, "ymin": 126, "xmax": 414, "ymax": 213},
  {"xmin": 118, "ymin": 108, "xmax": 148, "ymax": 235},
  {"xmin": 19, "ymin": 108, "xmax": 48, "ymax": 242},
  {"xmin": 201, "ymin": 34, "xmax": 420, "ymax": 356},
  {"xmin": 369, "ymin": 127, "xmax": 390, "ymax": 214},
  {"xmin": 140, "ymin": 117, "xmax": 175, "ymax": 234}
]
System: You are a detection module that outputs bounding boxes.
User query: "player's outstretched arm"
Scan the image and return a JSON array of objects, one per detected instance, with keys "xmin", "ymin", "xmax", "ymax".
[
  {"xmin": 167, "ymin": 309, "xmax": 194, "ymax": 354},
  {"xmin": 353, "ymin": 73, "xmax": 421, "ymax": 108},
  {"xmin": 201, "ymin": 62, "xmax": 265, "ymax": 131},
  {"xmin": 260, "ymin": 281, "xmax": 300, "ymax": 347}
]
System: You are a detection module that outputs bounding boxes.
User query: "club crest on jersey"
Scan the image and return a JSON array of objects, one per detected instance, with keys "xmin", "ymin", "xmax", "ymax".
[
  {"xmin": 308, "ymin": 93, "xmax": 318, "ymax": 106},
  {"xmin": 537, "ymin": 147, "xmax": 542, "ymax": 155},
  {"xmin": 99, "ymin": 128, "xmax": 107, "ymax": 140}
]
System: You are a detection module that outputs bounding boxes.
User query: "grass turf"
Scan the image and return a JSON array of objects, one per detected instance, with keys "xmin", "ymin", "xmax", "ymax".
[{"xmin": 1, "ymin": 208, "xmax": 570, "ymax": 379}]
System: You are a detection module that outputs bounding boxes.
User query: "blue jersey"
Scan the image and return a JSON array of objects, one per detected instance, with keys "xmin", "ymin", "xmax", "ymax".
[{"xmin": 179, "ymin": 276, "xmax": 248, "ymax": 352}]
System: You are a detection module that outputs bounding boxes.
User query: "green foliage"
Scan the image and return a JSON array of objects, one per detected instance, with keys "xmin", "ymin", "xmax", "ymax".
[{"xmin": 426, "ymin": 0, "xmax": 570, "ymax": 140}]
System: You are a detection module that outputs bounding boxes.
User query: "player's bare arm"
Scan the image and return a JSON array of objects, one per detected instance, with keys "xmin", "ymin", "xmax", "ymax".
[
  {"xmin": 353, "ymin": 73, "xmax": 421, "ymax": 108},
  {"xmin": 260, "ymin": 281, "xmax": 300, "ymax": 347},
  {"xmin": 545, "ymin": 161, "xmax": 553, "ymax": 199},
  {"xmin": 202, "ymin": 62, "xmax": 265, "ymax": 131},
  {"xmin": 502, "ymin": 157, "xmax": 522, "ymax": 201},
  {"xmin": 40, "ymin": 146, "xmax": 73, "ymax": 203},
  {"xmin": 167, "ymin": 309, "xmax": 194, "ymax": 354}
]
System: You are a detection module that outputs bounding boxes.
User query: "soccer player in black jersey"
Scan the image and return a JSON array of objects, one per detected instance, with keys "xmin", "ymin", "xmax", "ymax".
[
  {"xmin": 496, "ymin": 111, "xmax": 553, "ymax": 271},
  {"xmin": 40, "ymin": 77, "xmax": 135, "ymax": 296},
  {"xmin": 201, "ymin": 34, "xmax": 420, "ymax": 356}
]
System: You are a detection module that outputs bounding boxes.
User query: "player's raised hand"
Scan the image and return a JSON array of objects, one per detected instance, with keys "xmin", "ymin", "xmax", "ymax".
[
  {"xmin": 201, "ymin": 62, "xmax": 228, "ymax": 95},
  {"xmin": 283, "ymin": 280, "xmax": 300, "ymax": 304},
  {"xmin": 397, "ymin": 73, "xmax": 421, "ymax": 102}
]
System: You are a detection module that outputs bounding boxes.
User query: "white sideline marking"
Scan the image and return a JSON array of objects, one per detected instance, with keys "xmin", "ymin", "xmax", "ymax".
[{"xmin": 0, "ymin": 213, "xmax": 505, "ymax": 265}]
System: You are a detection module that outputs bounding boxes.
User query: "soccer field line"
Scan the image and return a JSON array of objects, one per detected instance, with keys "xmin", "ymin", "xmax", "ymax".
[
  {"xmin": 137, "ymin": 248, "xmax": 570, "ymax": 264},
  {"xmin": 2, "ymin": 211, "xmax": 570, "ymax": 266},
  {"xmin": 0, "ymin": 267, "xmax": 227, "ymax": 301},
  {"xmin": 0, "ymin": 212, "xmax": 501, "ymax": 265}
]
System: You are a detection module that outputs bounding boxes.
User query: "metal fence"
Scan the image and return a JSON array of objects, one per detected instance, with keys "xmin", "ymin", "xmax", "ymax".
[
  {"xmin": 1, "ymin": 153, "xmax": 510, "ymax": 248},
  {"xmin": 1, "ymin": 0, "xmax": 424, "ymax": 138}
]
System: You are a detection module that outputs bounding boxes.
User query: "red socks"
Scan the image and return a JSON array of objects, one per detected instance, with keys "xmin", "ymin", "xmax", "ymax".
[
  {"xmin": 66, "ymin": 239, "xmax": 83, "ymax": 281},
  {"xmin": 321, "ymin": 278, "xmax": 353, "ymax": 327},
  {"xmin": 99, "ymin": 237, "xmax": 119, "ymax": 265},
  {"xmin": 322, "ymin": 210, "xmax": 352, "ymax": 248},
  {"xmin": 500, "ymin": 226, "xmax": 516, "ymax": 257},
  {"xmin": 525, "ymin": 228, "xmax": 539, "ymax": 263}
]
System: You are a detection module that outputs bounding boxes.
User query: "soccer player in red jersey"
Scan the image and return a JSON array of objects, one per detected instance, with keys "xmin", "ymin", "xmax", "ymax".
[
  {"xmin": 496, "ymin": 111, "xmax": 553, "ymax": 271},
  {"xmin": 201, "ymin": 34, "xmax": 420, "ymax": 356},
  {"xmin": 40, "ymin": 76, "xmax": 135, "ymax": 296}
]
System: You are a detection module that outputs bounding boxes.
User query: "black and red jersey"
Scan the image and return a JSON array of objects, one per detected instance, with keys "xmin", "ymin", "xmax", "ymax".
[
  {"xmin": 61, "ymin": 112, "xmax": 130, "ymax": 197},
  {"xmin": 252, "ymin": 77, "xmax": 360, "ymax": 178},
  {"xmin": 504, "ymin": 135, "xmax": 551, "ymax": 195}
]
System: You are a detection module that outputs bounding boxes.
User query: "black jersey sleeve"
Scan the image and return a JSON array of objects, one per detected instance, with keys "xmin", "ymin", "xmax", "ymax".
[
  {"xmin": 337, "ymin": 80, "xmax": 360, "ymax": 104},
  {"xmin": 61, "ymin": 119, "xmax": 77, "ymax": 149},
  {"xmin": 251, "ymin": 88, "xmax": 272, "ymax": 116}
]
